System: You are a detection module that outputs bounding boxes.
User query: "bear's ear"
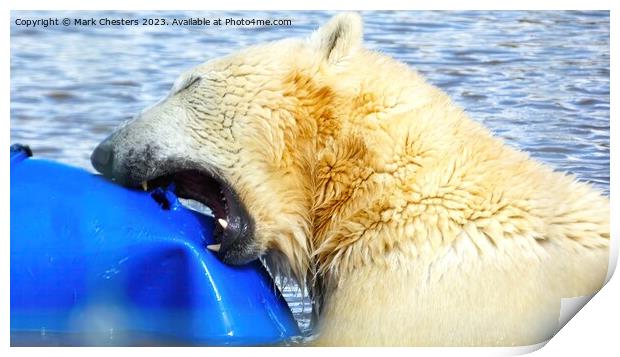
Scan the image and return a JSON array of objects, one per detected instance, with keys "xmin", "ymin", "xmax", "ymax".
[{"xmin": 310, "ymin": 12, "xmax": 363, "ymax": 63}]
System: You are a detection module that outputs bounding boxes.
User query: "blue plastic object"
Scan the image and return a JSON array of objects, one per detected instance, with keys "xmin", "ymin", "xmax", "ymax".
[{"xmin": 10, "ymin": 144, "xmax": 300, "ymax": 346}]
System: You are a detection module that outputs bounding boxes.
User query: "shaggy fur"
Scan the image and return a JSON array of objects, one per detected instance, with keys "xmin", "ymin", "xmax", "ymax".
[{"xmin": 95, "ymin": 13, "xmax": 610, "ymax": 346}]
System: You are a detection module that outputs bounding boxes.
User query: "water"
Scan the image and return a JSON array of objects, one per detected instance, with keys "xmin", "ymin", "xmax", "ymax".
[{"xmin": 10, "ymin": 10, "xmax": 610, "ymax": 342}]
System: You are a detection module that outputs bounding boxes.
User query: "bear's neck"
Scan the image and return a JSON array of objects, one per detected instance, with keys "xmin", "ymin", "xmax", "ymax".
[{"xmin": 281, "ymin": 63, "xmax": 438, "ymax": 281}]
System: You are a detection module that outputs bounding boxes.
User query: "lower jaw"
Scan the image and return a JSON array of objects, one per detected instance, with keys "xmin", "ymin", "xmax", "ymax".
[{"xmin": 177, "ymin": 197, "xmax": 257, "ymax": 265}]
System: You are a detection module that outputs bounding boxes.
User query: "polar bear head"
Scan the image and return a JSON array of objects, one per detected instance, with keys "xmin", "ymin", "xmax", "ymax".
[{"xmin": 91, "ymin": 13, "xmax": 385, "ymax": 281}]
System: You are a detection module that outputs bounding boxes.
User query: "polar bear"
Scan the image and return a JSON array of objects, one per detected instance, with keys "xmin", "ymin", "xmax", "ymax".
[{"xmin": 91, "ymin": 13, "xmax": 610, "ymax": 346}]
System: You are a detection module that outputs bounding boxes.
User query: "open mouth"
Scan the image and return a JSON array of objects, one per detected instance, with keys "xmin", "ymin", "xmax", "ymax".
[{"xmin": 140, "ymin": 169, "xmax": 258, "ymax": 265}]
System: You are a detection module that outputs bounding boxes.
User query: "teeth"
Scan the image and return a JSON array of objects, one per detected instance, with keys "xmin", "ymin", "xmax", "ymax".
[
  {"xmin": 207, "ymin": 244, "xmax": 221, "ymax": 252},
  {"xmin": 141, "ymin": 181, "xmax": 148, "ymax": 191},
  {"xmin": 217, "ymin": 218, "xmax": 228, "ymax": 229}
]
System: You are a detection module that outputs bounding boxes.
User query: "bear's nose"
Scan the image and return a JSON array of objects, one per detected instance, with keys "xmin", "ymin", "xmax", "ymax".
[{"xmin": 90, "ymin": 141, "xmax": 114, "ymax": 177}]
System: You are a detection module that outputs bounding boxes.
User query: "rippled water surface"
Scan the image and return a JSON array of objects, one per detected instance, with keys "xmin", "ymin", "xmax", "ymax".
[{"xmin": 10, "ymin": 10, "xmax": 610, "ymax": 340}]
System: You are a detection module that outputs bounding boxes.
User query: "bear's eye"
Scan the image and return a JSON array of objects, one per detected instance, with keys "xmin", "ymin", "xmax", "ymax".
[{"xmin": 174, "ymin": 76, "xmax": 201, "ymax": 94}]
